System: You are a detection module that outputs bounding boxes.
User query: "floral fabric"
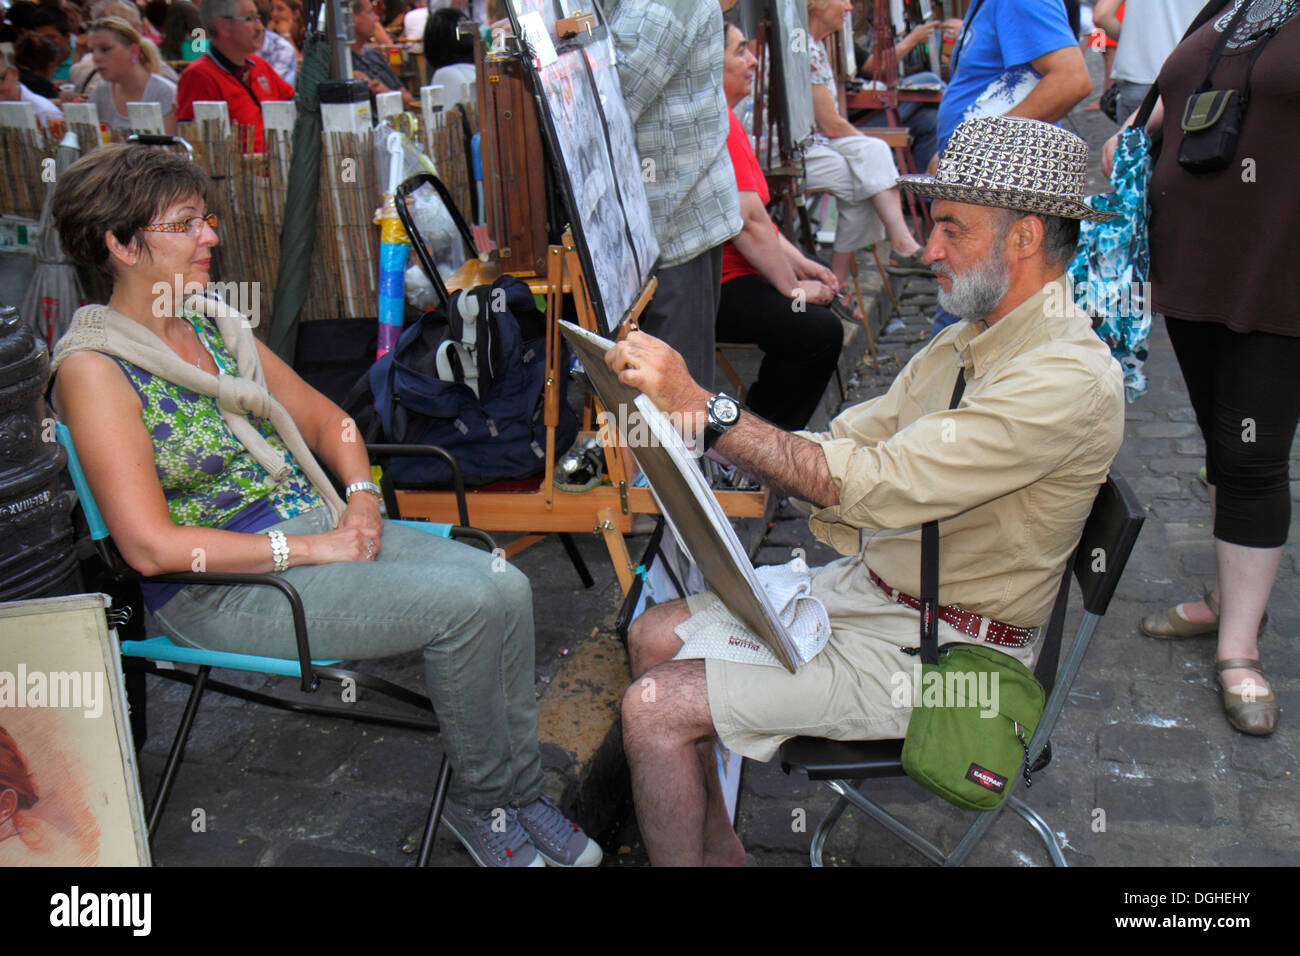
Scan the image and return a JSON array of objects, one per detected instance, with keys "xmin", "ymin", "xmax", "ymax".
[
  {"xmin": 113, "ymin": 312, "xmax": 321, "ymax": 528},
  {"xmin": 1067, "ymin": 126, "xmax": 1153, "ymax": 401}
]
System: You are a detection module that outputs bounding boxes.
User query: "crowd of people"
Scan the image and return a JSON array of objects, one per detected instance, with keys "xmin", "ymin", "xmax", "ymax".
[
  {"xmin": 0, "ymin": 0, "xmax": 487, "ymax": 137},
  {"xmin": 10, "ymin": 0, "xmax": 1296, "ymax": 867}
]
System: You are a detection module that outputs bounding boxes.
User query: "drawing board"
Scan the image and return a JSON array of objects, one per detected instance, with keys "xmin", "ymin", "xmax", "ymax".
[{"xmin": 561, "ymin": 321, "xmax": 800, "ymax": 672}]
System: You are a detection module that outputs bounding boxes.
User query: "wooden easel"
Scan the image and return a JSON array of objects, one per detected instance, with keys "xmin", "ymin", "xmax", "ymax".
[
  {"xmin": 841, "ymin": 0, "xmax": 941, "ymax": 230},
  {"xmin": 390, "ymin": 231, "xmax": 767, "ymax": 595},
  {"xmin": 392, "ymin": 22, "xmax": 769, "ymax": 593}
]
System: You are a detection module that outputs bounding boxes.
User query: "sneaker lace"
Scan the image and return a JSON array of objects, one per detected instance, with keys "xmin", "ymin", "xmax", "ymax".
[
  {"xmin": 464, "ymin": 806, "xmax": 528, "ymax": 861},
  {"xmin": 519, "ymin": 794, "xmax": 578, "ymax": 848}
]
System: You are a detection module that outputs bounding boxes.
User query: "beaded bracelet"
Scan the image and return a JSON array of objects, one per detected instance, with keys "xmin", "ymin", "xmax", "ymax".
[{"xmin": 266, "ymin": 529, "xmax": 290, "ymax": 572}]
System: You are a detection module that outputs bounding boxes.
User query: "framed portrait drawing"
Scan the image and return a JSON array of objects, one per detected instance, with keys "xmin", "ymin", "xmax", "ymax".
[{"xmin": 0, "ymin": 594, "xmax": 150, "ymax": 866}]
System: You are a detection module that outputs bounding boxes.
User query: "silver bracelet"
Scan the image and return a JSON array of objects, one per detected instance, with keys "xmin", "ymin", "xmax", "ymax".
[
  {"xmin": 345, "ymin": 480, "xmax": 382, "ymax": 502},
  {"xmin": 266, "ymin": 529, "xmax": 290, "ymax": 572}
]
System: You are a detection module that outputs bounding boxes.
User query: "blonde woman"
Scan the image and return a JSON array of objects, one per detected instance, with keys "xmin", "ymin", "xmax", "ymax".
[
  {"xmin": 87, "ymin": 16, "xmax": 177, "ymax": 133},
  {"xmin": 69, "ymin": 0, "xmax": 179, "ymax": 97}
]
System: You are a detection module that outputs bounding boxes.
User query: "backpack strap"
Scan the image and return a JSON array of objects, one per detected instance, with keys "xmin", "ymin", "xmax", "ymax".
[
  {"xmin": 434, "ymin": 287, "xmax": 500, "ymax": 401},
  {"xmin": 435, "ymin": 289, "xmax": 478, "ymax": 397}
]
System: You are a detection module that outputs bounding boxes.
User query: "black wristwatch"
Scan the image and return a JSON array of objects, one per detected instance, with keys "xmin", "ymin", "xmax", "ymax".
[{"xmin": 703, "ymin": 392, "xmax": 742, "ymax": 451}]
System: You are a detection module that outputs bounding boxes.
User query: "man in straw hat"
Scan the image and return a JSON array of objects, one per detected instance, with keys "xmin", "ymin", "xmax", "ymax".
[{"xmin": 605, "ymin": 115, "xmax": 1125, "ymax": 866}]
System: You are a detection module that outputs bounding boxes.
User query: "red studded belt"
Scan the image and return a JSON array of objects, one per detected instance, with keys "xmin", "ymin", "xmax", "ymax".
[{"xmin": 868, "ymin": 569, "xmax": 1037, "ymax": 649}]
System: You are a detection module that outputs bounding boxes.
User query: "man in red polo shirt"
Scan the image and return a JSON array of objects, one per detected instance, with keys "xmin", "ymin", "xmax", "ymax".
[{"xmin": 177, "ymin": 0, "xmax": 294, "ymax": 152}]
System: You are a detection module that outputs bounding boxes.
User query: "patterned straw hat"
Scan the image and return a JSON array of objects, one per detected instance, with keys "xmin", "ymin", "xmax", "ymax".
[{"xmin": 898, "ymin": 115, "xmax": 1118, "ymax": 222}]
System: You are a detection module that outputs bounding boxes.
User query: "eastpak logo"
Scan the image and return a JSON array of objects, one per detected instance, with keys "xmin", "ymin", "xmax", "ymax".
[{"xmin": 965, "ymin": 763, "xmax": 1007, "ymax": 793}]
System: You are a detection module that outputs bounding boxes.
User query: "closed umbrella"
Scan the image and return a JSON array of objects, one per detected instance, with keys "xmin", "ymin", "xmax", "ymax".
[{"xmin": 267, "ymin": 24, "xmax": 331, "ymax": 363}]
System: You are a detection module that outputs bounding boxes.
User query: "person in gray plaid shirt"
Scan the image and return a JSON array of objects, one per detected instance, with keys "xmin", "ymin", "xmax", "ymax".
[{"xmin": 607, "ymin": 0, "xmax": 742, "ymax": 389}]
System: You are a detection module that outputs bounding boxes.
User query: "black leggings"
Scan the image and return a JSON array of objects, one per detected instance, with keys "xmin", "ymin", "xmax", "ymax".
[
  {"xmin": 1165, "ymin": 316, "xmax": 1300, "ymax": 548},
  {"xmin": 715, "ymin": 274, "xmax": 844, "ymax": 431}
]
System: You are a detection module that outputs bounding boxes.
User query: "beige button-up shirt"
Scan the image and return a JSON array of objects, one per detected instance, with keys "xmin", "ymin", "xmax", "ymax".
[{"xmin": 803, "ymin": 278, "xmax": 1125, "ymax": 628}]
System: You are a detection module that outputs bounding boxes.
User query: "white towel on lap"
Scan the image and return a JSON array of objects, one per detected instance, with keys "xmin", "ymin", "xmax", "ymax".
[{"xmin": 673, "ymin": 558, "xmax": 832, "ymax": 669}]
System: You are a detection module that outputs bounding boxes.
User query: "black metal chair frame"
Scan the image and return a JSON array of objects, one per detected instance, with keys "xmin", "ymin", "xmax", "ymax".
[
  {"xmin": 68, "ymin": 435, "xmax": 496, "ymax": 866},
  {"xmin": 779, "ymin": 473, "xmax": 1145, "ymax": 866}
]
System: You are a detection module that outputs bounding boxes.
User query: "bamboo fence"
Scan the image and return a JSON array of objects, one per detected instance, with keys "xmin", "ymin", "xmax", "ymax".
[
  {"xmin": 423, "ymin": 99, "xmax": 477, "ymax": 225},
  {"xmin": 0, "ymin": 104, "xmax": 478, "ymax": 332}
]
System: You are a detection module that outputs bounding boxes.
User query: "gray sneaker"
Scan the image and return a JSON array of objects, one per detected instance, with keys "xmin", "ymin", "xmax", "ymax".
[
  {"xmin": 441, "ymin": 800, "xmax": 543, "ymax": 867},
  {"xmin": 515, "ymin": 794, "xmax": 603, "ymax": 867}
]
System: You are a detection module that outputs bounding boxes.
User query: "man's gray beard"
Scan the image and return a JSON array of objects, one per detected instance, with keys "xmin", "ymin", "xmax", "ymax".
[{"xmin": 935, "ymin": 246, "xmax": 1011, "ymax": 321}]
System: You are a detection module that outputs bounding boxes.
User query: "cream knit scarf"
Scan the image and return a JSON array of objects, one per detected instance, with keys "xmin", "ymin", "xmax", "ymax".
[{"xmin": 51, "ymin": 294, "xmax": 345, "ymax": 526}]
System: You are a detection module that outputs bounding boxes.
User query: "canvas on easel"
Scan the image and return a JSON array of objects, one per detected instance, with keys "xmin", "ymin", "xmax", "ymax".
[
  {"xmin": 770, "ymin": 0, "xmax": 816, "ymax": 154},
  {"xmin": 505, "ymin": 1, "xmax": 658, "ymax": 333}
]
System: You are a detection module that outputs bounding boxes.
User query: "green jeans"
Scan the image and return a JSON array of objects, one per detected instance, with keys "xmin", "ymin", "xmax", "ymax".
[{"xmin": 154, "ymin": 507, "xmax": 544, "ymax": 809}]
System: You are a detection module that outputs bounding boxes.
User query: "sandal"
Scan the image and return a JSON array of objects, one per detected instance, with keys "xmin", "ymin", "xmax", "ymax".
[
  {"xmin": 884, "ymin": 249, "xmax": 936, "ymax": 278},
  {"xmin": 1138, "ymin": 589, "xmax": 1268, "ymax": 639},
  {"xmin": 1215, "ymin": 658, "xmax": 1278, "ymax": 736}
]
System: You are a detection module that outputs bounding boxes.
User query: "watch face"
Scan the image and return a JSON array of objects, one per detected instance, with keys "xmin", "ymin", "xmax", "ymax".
[{"xmin": 712, "ymin": 395, "xmax": 740, "ymax": 424}]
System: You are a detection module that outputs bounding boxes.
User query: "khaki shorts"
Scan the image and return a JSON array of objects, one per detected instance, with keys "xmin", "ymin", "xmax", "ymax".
[{"xmin": 688, "ymin": 555, "xmax": 1039, "ymax": 762}]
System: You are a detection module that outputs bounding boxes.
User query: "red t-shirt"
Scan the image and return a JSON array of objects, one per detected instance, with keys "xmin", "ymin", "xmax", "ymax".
[
  {"xmin": 176, "ymin": 52, "xmax": 294, "ymax": 153},
  {"xmin": 720, "ymin": 109, "xmax": 776, "ymax": 285}
]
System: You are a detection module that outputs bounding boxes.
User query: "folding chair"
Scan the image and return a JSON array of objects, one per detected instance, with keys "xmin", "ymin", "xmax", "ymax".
[
  {"xmin": 57, "ymin": 423, "xmax": 495, "ymax": 866},
  {"xmin": 779, "ymin": 472, "xmax": 1144, "ymax": 866}
]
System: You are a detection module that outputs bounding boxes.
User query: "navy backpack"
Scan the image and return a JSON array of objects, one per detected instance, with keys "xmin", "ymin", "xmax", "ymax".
[{"xmin": 369, "ymin": 274, "xmax": 578, "ymax": 486}]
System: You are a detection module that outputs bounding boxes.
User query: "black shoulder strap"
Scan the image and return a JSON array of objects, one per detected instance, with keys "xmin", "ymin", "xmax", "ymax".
[
  {"xmin": 919, "ymin": 368, "xmax": 968, "ymax": 666},
  {"xmin": 1135, "ymin": 0, "xmax": 1238, "ymax": 127},
  {"xmin": 1236, "ymin": 24, "xmax": 1280, "ymax": 109},
  {"xmin": 1196, "ymin": 0, "xmax": 1257, "ymax": 91},
  {"xmin": 948, "ymin": 0, "xmax": 988, "ymax": 77},
  {"xmin": 207, "ymin": 51, "xmax": 265, "ymax": 114}
]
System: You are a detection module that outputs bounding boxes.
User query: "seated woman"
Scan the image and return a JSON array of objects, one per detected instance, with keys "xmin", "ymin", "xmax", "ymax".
[
  {"xmin": 15, "ymin": 32, "xmax": 61, "ymax": 99},
  {"xmin": 251, "ymin": 0, "xmax": 298, "ymax": 87},
  {"xmin": 805, "ymin": 0, "xmax": 931, "ymax": 288},
  {"xmin": 69, "ymin": 1, "xmax": 179, "ymax": 97},
  {"xmin": 717, "ymin": 21, "xmax": 843, "ymax": 432},
  {"xmin": 87, "ymin": 17, "xmax": 177, "ymax": 134},
  {"xmin": 48, "ymin": 143, "xmax": 601, "ymax": 869}
]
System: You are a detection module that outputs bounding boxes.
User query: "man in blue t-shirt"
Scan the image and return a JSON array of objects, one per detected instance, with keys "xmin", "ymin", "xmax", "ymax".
[
  {"xmin": 929, "ymin": 0, "xmax": 1090, "ymax": 336},
  {"xmin": 935, "ymin": 0, "xmax": 1090, "ymax": 159}
]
